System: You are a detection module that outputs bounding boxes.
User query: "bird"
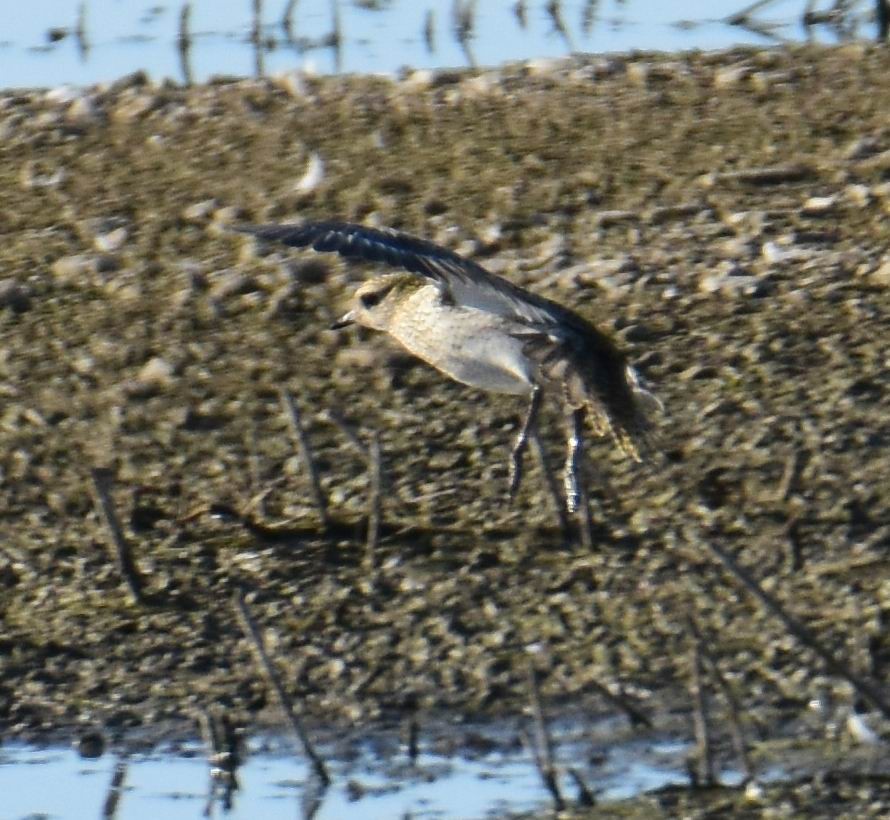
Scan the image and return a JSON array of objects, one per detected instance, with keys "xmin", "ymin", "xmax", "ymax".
[{"xmin": 235, "ymin": 219, "xmax": 660, "ymax": 514}]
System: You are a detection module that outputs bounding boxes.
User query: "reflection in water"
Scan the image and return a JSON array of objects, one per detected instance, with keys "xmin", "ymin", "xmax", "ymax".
[
  {"xmin": 1, "ymin": 724, "xmax": 709, "ymax": 820},
  {"xmin": 1, "ymin": 0, "xmax": 883, "ymax": 89}
]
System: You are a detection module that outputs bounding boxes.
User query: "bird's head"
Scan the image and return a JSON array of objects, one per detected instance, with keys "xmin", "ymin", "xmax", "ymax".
[{"xmin": 332, "ymin": 273, "xmax": 421, "ymax": 332}]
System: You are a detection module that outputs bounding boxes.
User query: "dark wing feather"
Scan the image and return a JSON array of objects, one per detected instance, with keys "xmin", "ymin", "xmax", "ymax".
[
  {"xmin": 235, "ymin": 220, "xmax": 576, "ymax": 330},
  {"xmin": 235, "ymin": 220, "xmax": 658, "ymax": 455}
]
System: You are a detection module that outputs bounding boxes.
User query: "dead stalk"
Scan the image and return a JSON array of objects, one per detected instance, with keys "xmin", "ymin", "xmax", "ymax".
[
  {"xmin": 587, "ymin": 677, "xmax": 652, "ymax": 729},
  {"xmin": 89, "ymin": 468, "xmax": 145, "ymax": 604},
  {"xmin": 280, "ymin": 389, "xmax": 330, "ymax": 530},
  {"xmin": 701, "ymin": 536, "xmax": 890, "ymax": 720},
  {"xmin": 233, "ymin": 590, "xmax": 331, "ymax": 786},
  {"xmin": 525, "ymin": 659, "xmax": 564, "ymax": 811},
  {"xmin": 366, "ymin": 431, "xmax": 382, "ymax": 566},
  {"xmin": 699, "ymin": 642, "xmax": 755, "ymax": 783},
  {"xmin": 101, "ymin": 759, "xmax": 127, "ymax": 819},
  {"xmin": 689, "ymin": 637, "xmax": 716, "ymax": 786}
]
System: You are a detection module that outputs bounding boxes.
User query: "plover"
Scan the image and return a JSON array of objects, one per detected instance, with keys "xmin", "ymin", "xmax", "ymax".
[{"xmin": 237, "ymin": 220, "xmax": 660, "ymax": 514}]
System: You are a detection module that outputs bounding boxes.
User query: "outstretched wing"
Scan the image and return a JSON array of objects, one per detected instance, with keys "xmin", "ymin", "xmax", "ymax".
[
  {"xmin": 235, "ymin": 220, "xmax": 574, "ymax": 330},
  {"xmin": 236, "ymin": 220, "xmax": 660, "ymax": 457}
]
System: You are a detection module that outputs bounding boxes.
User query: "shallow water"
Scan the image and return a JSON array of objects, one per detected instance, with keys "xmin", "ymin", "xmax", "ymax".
[
  {"xmin": 1, "ymin": 0, "xmax": 880, "ymax": 89},
  {"xmin": 1, "ymin": 724, "xmax": 710, "ymax": 819}
]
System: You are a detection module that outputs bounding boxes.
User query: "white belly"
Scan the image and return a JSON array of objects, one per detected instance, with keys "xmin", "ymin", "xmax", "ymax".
[{"xmin": 388, "ymin": 288, "xmax": 534, "ymax": 395}]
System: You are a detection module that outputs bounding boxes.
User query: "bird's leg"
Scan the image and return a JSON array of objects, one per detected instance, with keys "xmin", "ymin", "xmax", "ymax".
[
  {"xmin": 508, "ymin": 386, "xmax": 542, "ymax": 501},
  {"xmin": 564, "ymin": 407, "xmax": 593, "ymax": 548},
  {"xmin": 563, "ymin": 408, "xmax": 584, "ymax": 513}
]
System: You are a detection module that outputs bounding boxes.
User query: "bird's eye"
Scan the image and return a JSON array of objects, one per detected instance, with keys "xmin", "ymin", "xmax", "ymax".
[{"xmin": 360, "ymin": 291, "xmax": 382, "ymax": 309}]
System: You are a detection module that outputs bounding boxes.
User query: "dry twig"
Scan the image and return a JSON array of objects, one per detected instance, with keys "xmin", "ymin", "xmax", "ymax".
[
  {"xmin": 525, "ymin": 660, "xmax": 564, "ymax": 811},
  {"xmin": 101, "ymin": 759, "xmax": 127, "ymax": 819},
  {"xmin": 689, "ymin": 637, "xmax": 716, "ymax": 786},
  {"xmin": 89, "ymin": 468, "xmax": 145, "ymax": 604},
  {"xmin": 366, "ymin": 431, "xmax": 382, "ymax": 566},
  {"xmin": 280, "ymin": 389, "xmax": 330, "ymax": 530},
  {"xmin": 233, "ymin": 590, "xmax": 331, "ymax": 786},
  {"xmin": 701, "ymin": 536, "xmax": 890, "ymax": 720}
]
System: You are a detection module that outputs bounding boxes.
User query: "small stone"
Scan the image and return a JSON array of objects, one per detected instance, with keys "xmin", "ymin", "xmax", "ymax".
[
  {"xmin": 854, "ymin": 149, "xmax": 890, "ymax": 175},
  {"xmin": 844, "ymin": 137, "xmax": 880, "ymax": 160},
  {"xmin": 626, "ymin": 62, "xmax": 649, "ymax": 87},
  {"xmin": 761, "ymin": 241, "xmax": 787, "ymax": 264},
  {"xmin": 461, "ymin": 73, "xmax": 500, "ymax": 98},
  {"xmin": 125, "ymin": 357, "xmax": 176, "ymax": 397},
  {"xmin": 714, "ymin": 65, "xmax": 749, "ymax": 89},
  {"xmin": 182, "ymin": 199, "xmax": 217, "ymax": 223},
  {"xmin": 749, "ymin": 70, "xmax": 793, "ymax": 93},
  {"xmin": 137, "ymin": 357, "xmax": 174, "ymax": 387},
  {"xmin": 699, "ymin": 266, "xmax": 765, "ymax": 297},
  {"xmin": 869, "ymin": 259, "xmax": 890, "ymax": 287},
  {"xmin": 107, "ymin": 70, "xmax": 151, "ymax": 93},
  {"xmin": 110, "ymin": 90, "xmax": 157, "ymax": 123},
  {"xmin": 0, "ymin": 279, "xmax": 31, "ymax": 312},
  {"xmin": 94, "ymin": 227, "xmax": 128, "ymax": 253},
  {"xmin": 716, "ymin": 237, "xmax": 756, "ymax": 259},
  {"xmin": 71, "ymin": 354, "xmax": 96, "ymax": 375},
  {"xmin": 74, "ymin": 731, "xmax": 105, "ymax": 759},
  {"xmin": 51, "ymin": 253, "xmax": 121, "ymax": 289},
  {"xmin": 401, "ymin": 69, "xmax": 435, "ymax": 90},
  {"xmin": 211, "ymin": 205, "xmax": 244, "ymax": 225},
  {"xmin": 595, "ymin": 210, "xmax": 639, "ymax": 227},
  {"xmin": 50, "ymin": 254, "xmax": 94, "ymax": 285},
  {"xmin": 844, "ymin": 184, "xmax": 871, "ymax": 207},
  {"xmin": 801, "ymin": 195, "xmax": 837, "ymax": 216},
  {"xmin": 335, "ymin": 346, "xmax": 382, "ymax": 371},
  {"xmin": 294, "ymin": 152, "xmax": 324, "ymax": 194},
  {"xmin": 19, "ymin": 161, "xmax": 65, "ymax": 190},
  {"xmin": 66, "ymin": 95, "xmax": 101, "ymax": 126},
  {"xmin": 271, "ymin": 71, "xmax": 308, "ymax": 98},
  {"xmin": 525, "ymin": 58, "xmax": 561, "ymax": 77},
  {"xmin": 208, "ymin": 270, "xmax": 258, "ymax": 300}
]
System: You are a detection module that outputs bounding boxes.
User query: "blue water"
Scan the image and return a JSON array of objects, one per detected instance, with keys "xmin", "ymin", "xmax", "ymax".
[
  {"xmin": 0, "ymin": 0, "xmax": 880, "ymax": 89},
  {"xmin": 0, "ymin": 731, "xmax": 698, "ymax": 819}
]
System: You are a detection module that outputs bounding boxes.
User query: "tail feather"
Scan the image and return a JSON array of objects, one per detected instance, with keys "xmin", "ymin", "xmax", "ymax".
[
  {"xmin": 519, "ymin": 329, "xmax": 662, "ymax": 461},
  {"xmin": 561, "ymin": 356, "xmax": 660, "ymax": 460}
]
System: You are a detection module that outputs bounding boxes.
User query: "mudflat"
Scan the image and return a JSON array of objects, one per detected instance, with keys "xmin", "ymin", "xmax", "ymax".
[{"xmin": 1, "ymin": 44, "xmax": 889, "ymax": 813}]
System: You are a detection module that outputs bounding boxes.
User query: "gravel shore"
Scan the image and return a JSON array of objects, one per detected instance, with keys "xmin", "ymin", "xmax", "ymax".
[{"xmin": 2, "ymin": 43, "xmax": 890, "ymax": 813}]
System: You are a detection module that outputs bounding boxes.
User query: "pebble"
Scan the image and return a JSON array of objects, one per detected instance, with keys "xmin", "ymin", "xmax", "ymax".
[
  {"xmin": 271, "ymin": 71, "xmax": 309, "ymax": 98},
  {"xmin": 844, "ymin": 184, "xmax": 871, "ymax": 207},
  {"xmin": 51, "ymin": 254, "xmax": 120, "ymax": 286},
  {"xmin": 93, "ymin": 227, "xmax": 128, "ymax": 253},
  {"xmin": 19, "ymin": 161, "xmax": 65, "ymax": 190},
  {"xmin": 0, "ymin": 279, "xmax": 31, "ymax": 312},
  {"xmin": 713, "ymin": 65, "xmax": 749, "ymax": 89},
  {"xmin": 801, "ymin": 195, "xmax": 837, "ymax": 216},
  {"xmin": 66, "ymin": 95, "xmax": 102, "ymax": 127},
  {"xmin": 138, "ymin": 357, "xmax": 174, "ymax": 386},
  {"xmin": 182, "ymin": 199, "xmax": 218, "ymax": 222},
  {"xmin": 844, "ymin": 136, "xmax": 880, "ymax": 160},
  {"xmin": 208, "ymin": 270, "xmax": 259, "ymax": 300},
  {"xmin": 294, "ymin": 152, "xmax": 324, "ymax": 194},
  {"xmin": 699, "ymin": 267, "xmax": 765, "ymax": 297},
  {"xmin": 869, "ymin": 259, "xmax": 890, "ymax": 287},
  {"xmin": 110, "ymin": 90, "xmax": 157, "ymax": 123}
]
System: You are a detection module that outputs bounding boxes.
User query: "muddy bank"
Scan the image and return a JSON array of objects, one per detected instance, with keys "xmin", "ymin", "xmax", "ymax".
[{"xmin": 1, "ymin": 44, "xmax": 890, "ymax": 812}]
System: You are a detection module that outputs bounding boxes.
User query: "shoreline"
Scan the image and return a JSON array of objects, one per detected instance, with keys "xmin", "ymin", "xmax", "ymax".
[{"xmin": 1, "ymin": 42, "xmax": 889, "ymax": 812}]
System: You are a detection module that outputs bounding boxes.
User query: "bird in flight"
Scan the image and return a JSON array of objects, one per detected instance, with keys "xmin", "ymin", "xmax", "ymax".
[{"xmin": 236, "ymin": 220, "xmax": 660, "ymax": 516}]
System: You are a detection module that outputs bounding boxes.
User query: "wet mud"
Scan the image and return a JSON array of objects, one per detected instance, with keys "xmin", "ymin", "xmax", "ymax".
[{"xmin": 2, "ymin": 44, "xmax": 890, "ymax": 815}]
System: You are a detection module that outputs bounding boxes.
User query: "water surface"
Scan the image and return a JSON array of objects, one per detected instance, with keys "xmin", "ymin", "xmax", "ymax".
[{"xmin": 1, "ymin": 0, "xmax": 880, "ymax": 88}]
